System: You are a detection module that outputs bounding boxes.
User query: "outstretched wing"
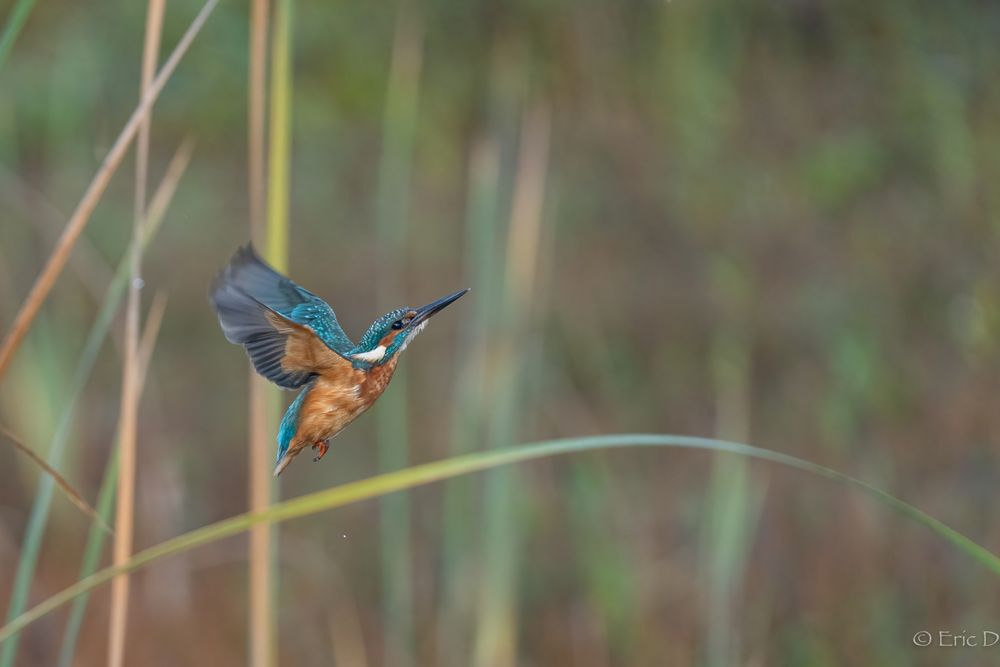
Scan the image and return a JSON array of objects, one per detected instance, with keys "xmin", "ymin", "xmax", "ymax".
[{"xmin": 210, "ymin": 244, "xmax": 355, "ymax": 388}]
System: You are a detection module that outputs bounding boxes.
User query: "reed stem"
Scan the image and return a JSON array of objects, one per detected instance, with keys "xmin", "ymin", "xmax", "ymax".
[{"xmin": 107, "ymin": 3, "xmax": 165, "ymax": 663}]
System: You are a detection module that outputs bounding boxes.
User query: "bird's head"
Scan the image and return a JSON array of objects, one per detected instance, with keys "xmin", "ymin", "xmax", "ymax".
[{"xmin": 349, "ymin": 288, "xmax": 469, "ymax": 369}]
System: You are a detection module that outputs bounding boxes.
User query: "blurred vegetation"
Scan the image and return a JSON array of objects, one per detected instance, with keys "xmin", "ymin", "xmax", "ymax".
[{"xmin": 2, "ymin": 0, "xmax": 1000, "ymax": 665}]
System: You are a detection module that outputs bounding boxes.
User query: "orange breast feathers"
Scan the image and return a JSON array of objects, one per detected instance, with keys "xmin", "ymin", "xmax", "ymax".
[{"xmin": 291, "ymin": 356, "xmax": 400, "ymax": 448}]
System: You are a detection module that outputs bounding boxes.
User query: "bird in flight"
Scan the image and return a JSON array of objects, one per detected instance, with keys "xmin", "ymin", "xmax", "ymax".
[{"xmin": 211, "ymin": 244, "xmax": 468, "ymax": 476}]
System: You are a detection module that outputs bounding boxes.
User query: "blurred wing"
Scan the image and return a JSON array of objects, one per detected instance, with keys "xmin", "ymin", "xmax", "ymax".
[
  {"xmin": 210, "ymin": 244, "xmax": 355, "ymax": 388},
  {"xmin": 216, "ymin": 244, "xmax": 355, "ymax": 353}
]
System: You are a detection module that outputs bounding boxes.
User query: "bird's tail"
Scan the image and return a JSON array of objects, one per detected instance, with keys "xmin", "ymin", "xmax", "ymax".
[
  {"xmin": 273, "ymin": 452, "xmax": 296, "ymax": 477},
  {"xmin": 272, "ymin": 381, "xmax": 313, "ymax": 476}
]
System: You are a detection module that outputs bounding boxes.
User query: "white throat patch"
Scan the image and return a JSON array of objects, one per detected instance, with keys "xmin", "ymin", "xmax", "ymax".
[
  {"xmin": 351, "ymin": 320, "xmax": 429, "ymax": 364},
  {"xmin": 352, "ymin": 345, "xmax": 387, "ymax": 363},
  {"xmin": 398, "ymin": 320, "xmax": 428, "ymax": 353}
]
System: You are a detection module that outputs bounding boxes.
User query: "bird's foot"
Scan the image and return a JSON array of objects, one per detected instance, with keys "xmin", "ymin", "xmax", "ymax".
[{"xmin": 312, "ymin": 441, "xmax": 329, "ymax": 463}]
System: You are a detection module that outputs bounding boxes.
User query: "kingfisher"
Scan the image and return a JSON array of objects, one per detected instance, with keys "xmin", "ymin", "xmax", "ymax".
[{"xmin": 210, "ymin": 244, "xmax": 468, "ymax": 476}]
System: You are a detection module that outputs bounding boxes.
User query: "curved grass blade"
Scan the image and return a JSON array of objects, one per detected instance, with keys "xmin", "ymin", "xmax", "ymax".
[
  {"xmin": 1, "ymin": 433, "xmax": 998, "ymax": 645},
  {"xmin": 0, "ymin": 426, "xmax": 110, "ymax": 533}
]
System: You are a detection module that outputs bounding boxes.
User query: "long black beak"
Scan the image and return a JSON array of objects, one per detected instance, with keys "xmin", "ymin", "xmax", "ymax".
[{"xmin": 410, "ymin": 288, "xmax": 470, "ymax": 327}]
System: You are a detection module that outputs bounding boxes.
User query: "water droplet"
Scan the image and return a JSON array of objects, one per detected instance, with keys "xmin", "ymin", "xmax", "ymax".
[{"xmin": 132, "ymin": 278, "xmax": 145, "ymax": 290}]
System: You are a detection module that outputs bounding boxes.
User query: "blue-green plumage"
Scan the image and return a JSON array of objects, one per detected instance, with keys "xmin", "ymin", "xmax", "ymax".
[
  {"xmin": 210, "ymin": 243, "xmax": 469, "ymax": 475},
  {"xmin": 210, "ymin": 245, "xmax": 355, "ymax": 388},
  {"xmin": 277, "ymin": 380, "xmax": 314, "ymax": 464}
]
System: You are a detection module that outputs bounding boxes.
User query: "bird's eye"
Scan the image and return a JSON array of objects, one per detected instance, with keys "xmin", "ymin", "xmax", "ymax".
[{"xmin": 392, "ymin": 320, "xmax": 404, "ymax": 330}]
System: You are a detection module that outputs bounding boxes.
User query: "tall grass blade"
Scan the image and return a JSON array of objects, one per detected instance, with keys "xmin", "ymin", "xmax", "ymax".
[
  {"xmin": 0, "ymin": 0, "xmax": 34, "ymax": 70},
  {"xmin": 374, "ymin": 3, "xmax": 423, "ymax": 664},
  {"xmin": 58, "ymin": 451, "xmax": 119, "ymax": 667},
  {"xmin": 134, "ymin": 0, "xmax": 165, "ymax": 227},
  {"xmin": 474, "ymin": 103, "xmax": 549, "ymax": 667},
  {"xmin": 703, "ymin": 310, "xmax": 763, "ymax": 667},
  {"xmin": 3, "ymin": 432, "xmax": 999, "ymax": 646},
  {"xmin": 0, "ymin": 426, "xmax": 110, "ymax": 533},
  {"xmin": 248, "ymin": 0, "xmax": 269, "ymax": 241},
  {"xmin": 438, "ymin": 136, "xmax": 501, "ymax": 663},
  {"xmin": 0, "ymin": 141, "xmax": 191, "ymax": 667},
  {"xmin": 266, "ymin": 0, "xmax": 293, "ymax": 271},
  {"xmin": 107, "ymin": 2, "xmax": 166, "ymax": 663},
  {"xmin": 246, "ymin": 0, "xmax": 274, "ymax": 652},
  {"xmin": 0, "ymin": 0, "xmax": 218, "ymax": 381},
  {"xmin": 248, "ymin": 1, "xmax": 293, "ymax": 664}
]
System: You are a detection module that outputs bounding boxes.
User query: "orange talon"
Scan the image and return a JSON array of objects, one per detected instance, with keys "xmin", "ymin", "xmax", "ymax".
[{"xmin": 312, "ymin": 441, "xmax": 329, "ymax": 462}]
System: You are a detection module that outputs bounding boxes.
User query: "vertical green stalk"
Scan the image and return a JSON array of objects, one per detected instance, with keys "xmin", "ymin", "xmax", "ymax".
[
  {"xmin": 0, "ymin": 321, "xmax": 62, "ymax": 667},
  {"xmin": 439, "ymin": 43, "xmax": 521, "ymax": 661},
  {"xmin": 473, "ymin": 380, "xmax": 519, "ymax": 667},
  {"xmin": 374, "ymin": 4, "xmax": 423, "ymax": 665},
  {"xmin": 57, "ymin": 449, "xmax": 120, "ymax": 667},
  {"xmin": 701, "ymin": 258, "xmax": 764, "ymax": 667},
  {"xmin": 473, "ymin": 104, "xmax": 550, "ymax": 667},
  {"xmin": 656, "ymin": 1, "xmax": 756, "ymax": 659},
  {"xmin": 266, "ymin": 0, "xmax": 292, "ymax": 273},
  {"xmin": 0, "ymin": 0, "xmax": 35, "ymax": 71},
  {"xmin": 250, "ymin": 1, "xmax": 292, "ymax": 665},
  {"xmin": 437, "ymin": 137, "xmax": 501, "ymax": 664}
]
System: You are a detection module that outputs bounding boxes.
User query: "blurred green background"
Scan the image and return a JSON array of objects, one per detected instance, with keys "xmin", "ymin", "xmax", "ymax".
[{"xmin": 2, "ymin": 0, "xmax": 1000, "ymax": 665}]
